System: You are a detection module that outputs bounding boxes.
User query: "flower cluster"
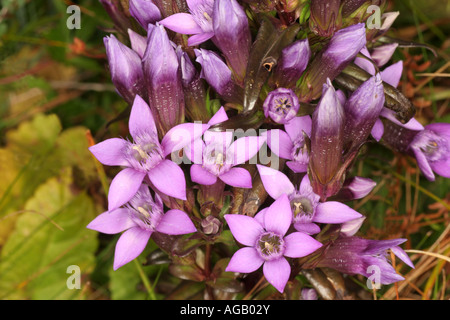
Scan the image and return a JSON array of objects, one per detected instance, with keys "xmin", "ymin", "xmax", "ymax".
[{"xmin": 88, "ymin": 0, "xmax": 448, "ymax": 297}]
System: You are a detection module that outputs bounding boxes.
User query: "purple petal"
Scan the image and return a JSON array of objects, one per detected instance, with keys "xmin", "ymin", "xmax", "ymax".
[
  {"xmin": 161, "ymin": 123, "xmax": 209, "ymax": 157},
  {"xmin": 219, "ymin": 167, "xmax": 252, "ymax": 188},
  {"xmin": 261, "ymin": 130, "xmax": 293, "ymax": 160},
  {"xmin": 371, "ymin": 43, "xmax": 398, "ymax": 67},
  {"xmin": 412, "ymin": 148, "xmax": 435, "ymax": 181},
  {"xmin": 128, "ymin": 29, "xmax": 147, "ymax": 58},
  {"xmin": 225, "ymin": 247, "xmax": 264, "ymax": 273},
  {"xmin": 391, "ymin": 246, "xmax": 415, "ymax": 269},
  {"xmin": 284, "ymin": 232, "xmax": 323, "ymax": 258},
  {"xmin": 89, "ymin": 138, "xmax": 128, "ymax": 167},
  {"xmin": 340, "ymin": 217, "xmax": 366, "ymax": 237},
  {"xmin": 371, "ymin": 118, "xmax": 384, "ymax": 141},
  {"xmin": 263, "ymin": 258, "xmax": 291, "ymax": 293},
  {"xmin": 113, "ymin": 226, "xmax": 152, "ymax": 270},
  {"xmin": 129, "ymin": 95, "xmax": 157, "ymax": 139},
  {"xmin": 293, "ymin": 222, "xmax": 321, "ymax": 235},
  {"xmin": 203, "ymin": 130, "xmax": 233, "ymax": 147},
  {"xmin": 313, "ymin": 201, "xmax": 363, "ymax": 224},
  {"xmin": 187, "ymin": 32, "xmax": 214, "ymax": 46},
  {"xmin": 430, "ymin": 158, "xmax": 450, "ymax": 179},
  {"xmin": 380, "ymin": 61, "xmax": 403, "ymax": 87},
  {"xmin": 159, "ymin": 13, "xmax": 203, "ymax": 35},
  {"xmin": 286, "ymin": 161, "xmax": 308, "ymax": 173},
  {"xmin": 224, "ymin": 214, "xmax": 264, "ymax": 247},
  {"xmin": 190, "ymin": 164, "xmax": 218, "ymax": 185},
  {"xmin": 207, "ymin": 106, "xmax": 228, "ymax": 126},
  {"xmin": 156, "ymin": 209, "xmax": 197, "ymax": 235},
  {"xmin": 129, "ymin": 0, "xmax": 161, "ymax": 29},
  {"xmin": 231, "ymin": 136, "xmax": 266, "ymax": 165},
  {"xmin": 108, "ymin": 168, "xmax": 146, "ymax": 211},
  {"xmin": 264, "ymin": 194, "xmax": 292, "ymax": 236},
  {"xmin": 184, "ymin": 138, "xmax": 205, "ymax": 165},
  {"xmin": 256, "ymin": 164, "xmax": 295, "ymax": 200},
  {"xmin": 148, "ymin": 159, "xmax": 187, "ymax": 200},
  {"xmin": 87, "ymin": 208, "xmax": 136, "ymax": 234},
  {"xmin": 299, "ymin": 173, "xmax": 314, "ymax": 195},
  {"xmin": 284, "ymin": 116, "xmax": 312, "ymax": 141},
  {"xmin": 381, "ymin": 108, "xmax": 424, "ymax": 131},
  {"xmin": 254, "ymin": 208, "xmax": 268, "ymax": 227}
]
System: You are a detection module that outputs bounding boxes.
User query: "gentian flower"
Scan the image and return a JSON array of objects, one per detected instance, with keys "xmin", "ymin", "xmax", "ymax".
[
  {"xmin": 103, "ymin": 34, "xmax": 145, "ymax": 105},
  {"xmin": 257, "ymin": 165, "xmax": 363, "ymax": 235},
  {"xmin": 271, "ymin": 39, "xmax": 311, "ymax": 89},
  {"xmin": 87, "ymin": 184, "xmax": 197, "ymax": 270},
  {"xmin": 297, "ymin": 23, "xmax": 366, "ymax": 102},
  {"xmin": 317, "ymin": 236, "xmax": 414, "ymax": 285},
  {"xmin": 262, "ymin": 116, "xmax": 312, "ymax": 173},
  {"xmin": 159, "ymin": 0, "xmax": 215, "ymax": 46},
  {"xmin": 89, "ymin": 95, "xmax": 209, "ymax": 211},
  {"xmin": 212, "ymin": 0, "xmax": 252, "ymax": 84},
  {"xmin": 188, "ymin": 130, "xmax": 266, "ymax": 188},
  {"xmin": 263, "ymin": 88, "xmax": 300, "ymax": 124},
  {"xmin": 143, "ymin": 23, "xmax": 185, "ymax": 136},
  {"xmin": 309, "ymin": 79, "xmax": 345, "ymax": 199},
  {"xmin": 224, "ymin": 194, "xmax": 323, "ymax": 293},
  {"xmin": 354, "ymin": 46, "xmax": 424, "ymax": 141},
  {"xmin": 129, "ymin": 0, "xmax": 161, "ymax": 30},
  {"xmin": 408, "ymin": 123, "xmax": 450, "ymax": 181}
]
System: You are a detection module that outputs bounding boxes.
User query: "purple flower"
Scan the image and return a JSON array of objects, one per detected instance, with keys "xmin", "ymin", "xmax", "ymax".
[
  {"xmin": 317, "ymin": 236, "xmax": 414, "ymax": 285},
  {"xmin": 103, "ymin": 34, "xmax": 145, "ymax": 105},
  {"xmin": 257, "ymin": 165, "xmax": 363, "ymax": 235},
  {"xmin": 159, "ymin": 0, "xmax": 215, "ymax": 46},
  {"xmin": 263, "ymin": 88, "xmax": 300, "ymax": 124},
  {"xmin": 129, "ymin": 0, "xmax": 161, "ymax": 30},
  {"xmin": 309, "ymin": 79, "xmax": 345, "ymax": 199},
  {"xmin": 87, "ymin": 184, "xmax": 197, "ymax": 270},
  {"xmin": 188, "ymin": 130, "xmax": 266, "ymax": 189},
  {"xmin": 343, "ymin": 73, "xmax": 385, "ymax": 153},
  {"xmin": 89, "ymin": 95, "xmax": 209, "ymax": 211},
  {"xmin": 224, "ymin": 195, "xmax": 323, "ymax": 293},
  {"xmin": 354, "ymin": 46, "xmax": 424, "ymax": 141},
  {"xmin": 262, "ymin": 116, "xmax": 312, "ymax": 173},
  {"xmin": 272, "ymin": 39, "xmax": 311, "ymax": 89},
  {"xmin": 194, "ymin": 49, "xmax": 233, "ymax": 96},
  {"xmin": 297, "ymin": 23, "xmax": 366, "ymax": 102},
  {"xmin": 333, "ymin": 176, "xmax": 377, "ymax": 202},
  {"xmin": 212, "ymin": 0, "xmax": 252, "ymax": 84},
  {"xmin": 408, "ymin": 123, "xmax": 450, "ymax": 181},
  {"xmin": 143, "ymin": 23, "xmax": 185, "ymax": 136}
]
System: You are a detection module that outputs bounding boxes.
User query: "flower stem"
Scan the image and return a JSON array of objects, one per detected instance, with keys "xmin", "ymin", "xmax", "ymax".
[{"xmin": 133, "ymin": 259, "xmax": 157, "ymax": 300}]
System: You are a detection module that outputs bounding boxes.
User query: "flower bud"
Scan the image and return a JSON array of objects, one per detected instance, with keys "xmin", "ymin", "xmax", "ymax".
[
  {"xmin": 263, "ymin": 88, "xmax": 300, "ymax": 124},
  {"xmin": 309, "ymin": 79, "xmax": 345, "ymax": 200},
  {"xmin": 104, "ymin": 34, "xmax": 145, "ymax": 105},
  {"xmin": 143, "ymin": 24, "xmax": 185, "ymax": 136},
  {"xmin": 296, "ymin": 23, "xmax": 366, "ymax": 102},
  {"xmin": 343, "ymin": 73, "xmax": 385, "ymax": 154},
  {"xmin": 212, "ymin": 0, "xmax": 252, "ymax": 85},
  {"xmin": 129, "ymin": 0, "xmax": 161, "ymax": 30},
  {"xmin": 201, "ymin": 215, "xmax": 222, "ymax": 235},
  {"xmin": 271, "ymin": 39, "xmax": 311, "ymax": 89}
]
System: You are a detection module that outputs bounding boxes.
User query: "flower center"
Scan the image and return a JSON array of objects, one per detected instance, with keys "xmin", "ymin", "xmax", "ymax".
[
  {"xmin": 290, "ymin": 196, "xmax": 315, "ymax": 224},
  {"xmin": 413, "ymin": 130, "xmax": 447, "ymax": 162},
  {"xmin": 125, "ymin": 133, "xmax": 164, "ymax": 172},
  {"xmin": 274, "ymin": 97, "xmax": 292, "ymax": 115},
  {"xmin": 127, "ymin": 189, "xmax": 164, "ymax": 232},
  {"xmin": 256, "ymin": 232, "xmax": 285, "ymax": 261},
  {"xmin": 202, "ymin": 143, "xmax": 231, "ymax": 176}
]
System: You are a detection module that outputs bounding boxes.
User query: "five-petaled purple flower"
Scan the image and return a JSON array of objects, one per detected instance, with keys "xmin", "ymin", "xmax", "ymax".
[
  {"xmin": 263, "ymin": 88, "xmax": 300, "ymax": 125},
  {"xmin": 225, "ymin": 194, "xmax": 323, "ymax": 293},
  {"xmin": 187, "ymin": 108, "xmax": 266, "ymax": 188},
  {"xmin": 257, "ymin": 165, "xmax": 363, "ymax": 235},
  {"xmin": 89, "ymin": 94, "xmax": 209, "ymax": 211},
  {"xmin": 87, "ymin": 184, "xmax": 197, "ymax": 270},
  {"xmin": 408, "ymin": 123, "xmax": 450, "ymax": 181}
]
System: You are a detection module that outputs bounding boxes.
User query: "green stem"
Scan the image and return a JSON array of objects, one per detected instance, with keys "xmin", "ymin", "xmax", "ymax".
[{"xmin": 133, "ymin": 259, "xmax": 157, "ymax": 300}]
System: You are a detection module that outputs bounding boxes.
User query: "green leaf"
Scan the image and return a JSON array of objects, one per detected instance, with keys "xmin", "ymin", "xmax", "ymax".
[{"xmin": 0, "ymin": 168, "xmax": 98, "ymax": 299}]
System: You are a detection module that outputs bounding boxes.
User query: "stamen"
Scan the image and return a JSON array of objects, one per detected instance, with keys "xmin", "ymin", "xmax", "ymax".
[{"xmin": 132, "ymin": 145, "xmax": 149, "ymax": 160}]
